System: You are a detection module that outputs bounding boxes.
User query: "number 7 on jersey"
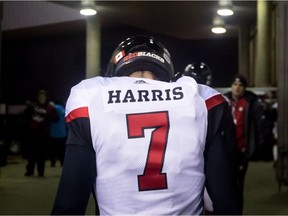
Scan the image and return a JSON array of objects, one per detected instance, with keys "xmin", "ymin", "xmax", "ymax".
[{"xmin": 126, "ymin": 111, "xmax": 169, "ymax": 191}]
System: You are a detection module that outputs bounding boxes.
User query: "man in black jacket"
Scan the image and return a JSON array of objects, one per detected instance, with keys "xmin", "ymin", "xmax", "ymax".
[{"xmin": 224, "ymin": 74, "xmax": 268, "ymax": 211}]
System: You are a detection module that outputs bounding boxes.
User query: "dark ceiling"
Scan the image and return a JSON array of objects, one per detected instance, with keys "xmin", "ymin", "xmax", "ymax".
[{"xmin": 54, "ymin": 1, "xmax": 257, "ymax": 40}]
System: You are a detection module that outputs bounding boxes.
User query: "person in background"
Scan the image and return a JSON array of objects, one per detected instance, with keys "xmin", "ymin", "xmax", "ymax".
[
  {"xmin": 49, "ymin": 101, "xmax": 68, "ymax": 167},
  {"xmin": 224, "ymin": 74, "xmax": 269, "ymax": 211},
  {"xmin": 23, "ymin": 89, "xmax": 58, "ymax": 177},
  {"xmin": 51, "ymin": 35, "xmax": 241, "ymax": 215},
  {"xmin": 182, "ymin": 62, "xmax": 213, "ymax": 86}
]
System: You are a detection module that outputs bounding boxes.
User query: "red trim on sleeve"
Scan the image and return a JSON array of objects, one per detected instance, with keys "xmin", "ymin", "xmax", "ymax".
[
  {"xmin": 205, "ymin": 94, "xmax": 225, "ymax": 110},
  {"xmin": 66, "ymin": 107, "xmax": 89, "ymax": 123}
]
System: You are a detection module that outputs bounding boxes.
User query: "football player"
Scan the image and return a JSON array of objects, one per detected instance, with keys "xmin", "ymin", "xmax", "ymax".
[{"xmin": 51, "ymin": 35, "xmax": 241, "ymax": 215}]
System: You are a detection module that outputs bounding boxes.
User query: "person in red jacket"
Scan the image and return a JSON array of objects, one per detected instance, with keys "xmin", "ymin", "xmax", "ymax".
[{"xmin": 224, "ymin": 74, "xmax": 269, "ymax": 211}]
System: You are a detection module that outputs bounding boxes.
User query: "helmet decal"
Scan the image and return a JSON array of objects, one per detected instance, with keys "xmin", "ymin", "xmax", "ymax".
[
  {"xmin": 123, "ymin": 52, "xmax": 165, "ymax": 63},
  {"xmin": 114, "ymin": 50, "xmax": 125, "ymax": 64}
]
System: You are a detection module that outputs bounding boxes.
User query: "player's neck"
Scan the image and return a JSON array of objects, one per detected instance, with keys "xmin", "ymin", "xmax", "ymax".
[{"xmin": 129, "ymin": 71, "xmax": 158, "ymax": 80}]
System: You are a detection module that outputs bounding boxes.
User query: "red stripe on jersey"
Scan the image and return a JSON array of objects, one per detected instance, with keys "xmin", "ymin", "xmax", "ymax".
[
  {"xmin": 205, "ymin": 94, "xmax": 225, "ymax": 110},
  {"xmin": 66, "ymin": 107, "xmax": 89, "ymax": 123}
]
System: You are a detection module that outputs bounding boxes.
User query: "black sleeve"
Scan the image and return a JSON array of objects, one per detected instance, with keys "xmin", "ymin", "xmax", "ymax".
[
  {"xmin": 204, "ymin": 101, "xmax": 242, "ymax": 215},
  {"xmin": 51, "ymin": 118, "xmax": 96, "ymax": 215}
]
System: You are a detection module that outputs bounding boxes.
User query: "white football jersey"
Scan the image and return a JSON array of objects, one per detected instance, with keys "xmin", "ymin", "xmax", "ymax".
[{"xmin": 65, "ymin": 76, "xmax": 223, "ymax": 215}]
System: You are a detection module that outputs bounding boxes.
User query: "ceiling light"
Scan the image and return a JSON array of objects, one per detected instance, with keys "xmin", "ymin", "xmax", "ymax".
[
  {"xmin": 211, "ymin": 16, "xmax": 226, "ymax": 34},
  {"xmin": 217, "ymin": 0, "xmax": 234, "ymax": 16},
  {"xmin": 211, "ymin": 26, "xmax": 227, "ymax": 34},
  {"xmin": 80, "ymin": 8, "xmax": 97, "ymax": 16},
  {"xmin": 217, "ymin": 8, "xmax": 234, "ymax": 16},
  {"xmin": 80, "ymin": 0, "xmax": 97, "ymax": 16}
]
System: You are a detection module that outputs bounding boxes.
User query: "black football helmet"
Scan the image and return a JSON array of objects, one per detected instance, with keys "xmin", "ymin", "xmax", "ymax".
[
  {"xmin": 105, "ymin": 35, "xmax": 174, "ymax": 82},
  {"xmin": 183, "ymin": 62, "xmax": 212, "ymax": 86}
]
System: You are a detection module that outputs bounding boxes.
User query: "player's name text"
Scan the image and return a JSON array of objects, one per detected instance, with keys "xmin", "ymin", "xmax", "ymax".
[{"xmin": 107, "ymin": 87, "xmax": 184, "ymax": 104}]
